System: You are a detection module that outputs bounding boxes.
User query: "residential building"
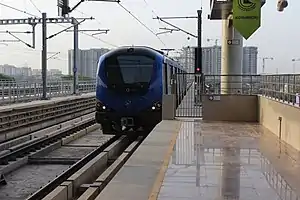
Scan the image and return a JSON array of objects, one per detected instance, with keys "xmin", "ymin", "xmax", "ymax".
[
  {"xmin": 177, "ymin": 45, "xmax": 257, "ymax": 75},
  {"xmin": 243, "ymin": 46, "xmax": 258, "ymax": 75},
  {"xmin": 68, "ymin": 48, "xmax": 110, "ymax": 78}
]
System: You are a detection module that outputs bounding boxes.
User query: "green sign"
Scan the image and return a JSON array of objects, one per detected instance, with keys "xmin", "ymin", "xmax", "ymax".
[{"xmin": 233, "ymin": 0, "xmax": 261, "ymax": 39}]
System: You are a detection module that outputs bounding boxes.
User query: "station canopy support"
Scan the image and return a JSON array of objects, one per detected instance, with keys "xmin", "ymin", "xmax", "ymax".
[{"xmin": 208, "ymin": 0, "xmax": 265, "ymax": 94}]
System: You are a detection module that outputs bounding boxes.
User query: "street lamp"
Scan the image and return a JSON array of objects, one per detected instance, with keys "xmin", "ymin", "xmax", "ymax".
[
  {"xmin": 262, "ymin": 57, "xmax": 274, "ymax": 74},
  {"xmin": 292, "ymin": 58, "xmax": 300, "ymax": 73}
]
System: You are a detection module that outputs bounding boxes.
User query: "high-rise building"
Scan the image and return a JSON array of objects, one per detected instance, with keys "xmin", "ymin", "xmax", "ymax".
[
  {"xmin": 202, "ymin": 46, "xmax": 221, "ymax": 75},
  {"xmin": 177, "ymin": 46, "xmax": 257, "ymax": 75},
  {"xmin": 243, "ymin": 46, "xmax": 258, "ymax": 75},
  {"xmin": 175, "ymin": 46, "xmax": 221, "ymax": 75},
  {"xmin": 68, "ymin": 48, "xmax": 110, "ymax": 78}
]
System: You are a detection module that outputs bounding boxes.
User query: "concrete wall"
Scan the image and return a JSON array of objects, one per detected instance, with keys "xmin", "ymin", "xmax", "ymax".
[
  {"xmin": 201, "ymin": 94, "xmax": 300, "ymax": 151},
  {"xmin": 258, "ymin": 96, "xmax": 300, "ymax": 151},
  {"xmin": 202, "ymin": 95, "xmax": 258, "ymax": 122}
]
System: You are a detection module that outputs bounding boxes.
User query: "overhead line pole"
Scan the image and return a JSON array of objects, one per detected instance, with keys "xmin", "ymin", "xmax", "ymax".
[
  {"xmin": 0, "ymin": 16, "xmax": 93, "ymax": 99},
  {"xmin": 197, "ymin": 10, "xmax": 203, "ymax": 103},
  {"xmin": 41, "ymin": 13, "xmax": 47, "ymax": 99},
  {"xmin": 58, "ymin": 0, "xmax": 120, "ymax": 17},
  {"xmin": 153, "ymin": 11, "xmax": 202, "ymax": 103},
  {"xmin": 57, "ymin": 0, "xmax": 117, "ymax": 95},
  {"xmin": 65, "ymin": 27, "xmax": 109, "ymax": 94}
]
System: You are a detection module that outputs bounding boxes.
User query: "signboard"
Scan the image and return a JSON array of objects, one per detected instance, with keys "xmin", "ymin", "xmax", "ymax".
[
  {"xmin": 208, "ymin": 95, "xmax": 220, "ymax": 101},
  {"xmin": 233, "ymin": 0, "xmax": 261, "ymax": 39},
  {"xmin": 227, "ymin": 39, "xmax": 240, "ymax": 45}
]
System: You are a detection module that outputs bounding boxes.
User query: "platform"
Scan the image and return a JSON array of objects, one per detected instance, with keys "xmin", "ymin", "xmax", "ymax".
[{"xmin": 95, "ymin": 119, "xmax": 300, "ymax": 200}]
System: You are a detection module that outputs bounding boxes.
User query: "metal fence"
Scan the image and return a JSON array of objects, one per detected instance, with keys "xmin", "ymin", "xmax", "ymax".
[
  {"xmin": 260, "ymin": 75, "xmax": 300, "ymax": 106},
  {"xmin": 174, "ymin": 74, "xmax": 300, "ymax": 118},
  {"xmin": 175, "ymin": 73, "xmax": 202, "ymax": 118},
  {"xmin": 0, "ymin": 79, "xmax": 96, "ymax": 105},
  {"xmin": 203, "ymin": 75, "xmax": 261, "ymax": 95},
  {"xmin": 203, "ymin": 74, "xmax": 300, "ymax": 106}
]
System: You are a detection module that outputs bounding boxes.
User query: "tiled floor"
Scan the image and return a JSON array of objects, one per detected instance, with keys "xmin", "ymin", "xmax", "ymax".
[{"xmin": 158, "ymin": 120, "xmax": 300, "ymax": 200}]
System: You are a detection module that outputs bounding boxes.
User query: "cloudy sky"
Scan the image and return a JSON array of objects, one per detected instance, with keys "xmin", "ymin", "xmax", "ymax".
[{"xmin": 0, "ymin": 0, "xmax": 298, "ymax": 74}]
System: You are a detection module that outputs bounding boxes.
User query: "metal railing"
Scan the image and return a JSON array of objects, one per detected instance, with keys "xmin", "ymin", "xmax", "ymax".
[
  {"xmin": 260, "ymin": 75, "xmax": 300, "ymax": 106},
  {"xmin": 202, "ymin": 74, "xmax": 300, "ymax": 106},
  {"xmin": 203, "ymin": 75, "xmax": 262, "ymax": 95},
  {"xmin": 2, "ymin": 74, "xmax": 300, "ymax": 106},
  {"xmin": 0, "ymin": 79, "xmax": 96, "ymax": 105}
]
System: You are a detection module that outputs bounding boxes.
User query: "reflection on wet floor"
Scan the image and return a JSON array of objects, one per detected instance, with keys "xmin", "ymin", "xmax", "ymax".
[{"xmin": 158, "ymin": 120, "xmax": 300, "ymax": 200}]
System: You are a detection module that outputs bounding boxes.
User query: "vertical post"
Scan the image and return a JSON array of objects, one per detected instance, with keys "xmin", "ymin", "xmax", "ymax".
[
  {"xmin": 197, "ymin": 10, "xmax": 203, "ymax": 102},
  {"xmin": 262, "ymin": 58, "xmax": 266, "ymax": 74},
  {"xmin": 72, "ymin": 18, "xmax": 79, "ymax": 95},
  {"xmin": 197, "ymin": 10, "xmax": 202, "ymax": 72},
  {"xmin": 41, "ymin": 12, "xmax": 47, "ymax": 100},
  {"xmin": 293, "ymin": 62, "xmax": 295, "ymax": 73},
  {"xmin": 32, "ymin": 24, "xmax": 36, "ymax": 49},
  {"xmin": 221, "ymin": 17, "xmax": 243, "ymax": 94}
]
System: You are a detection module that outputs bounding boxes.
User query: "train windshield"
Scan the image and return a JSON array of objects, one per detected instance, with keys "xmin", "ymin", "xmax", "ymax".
[{"xmin": 105, "ymin": 54, "xmax": 154, "ymax": 87}]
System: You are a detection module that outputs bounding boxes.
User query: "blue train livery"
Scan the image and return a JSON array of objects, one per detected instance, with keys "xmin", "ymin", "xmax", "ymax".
[{"xmin": 95, "ymin": 46, "xmax": 187, "ymax": 135}]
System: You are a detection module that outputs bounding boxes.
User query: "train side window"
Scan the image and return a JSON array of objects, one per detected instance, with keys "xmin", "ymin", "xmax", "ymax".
[
  {"xmin": 175, "ymin": 67, "xmax": 179, "ymax": 96},
  {"xmin": 177, "ymin": 69, "xmax": 181, "ymax": 95},
  {"xmin": 169, "ymin": 65, "xmax": 173, "ymax": 85},
  {"xmin": 164, "ymin": 64, "xmax": 168, "ymax": 95},
  {"xmin": 167, "ymin": 64, "xmax": 171, "ymax": 94}
]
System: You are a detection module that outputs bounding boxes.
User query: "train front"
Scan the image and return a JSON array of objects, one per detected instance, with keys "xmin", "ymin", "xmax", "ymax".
[{"xmin": 95, "ymin": 47, "xmax": 162, "ymax": 134}]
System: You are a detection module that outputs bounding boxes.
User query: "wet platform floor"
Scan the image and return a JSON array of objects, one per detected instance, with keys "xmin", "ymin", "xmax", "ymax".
[{"xmin": 158, "ymin": 119, "xmax": 300, "ymax": 200}]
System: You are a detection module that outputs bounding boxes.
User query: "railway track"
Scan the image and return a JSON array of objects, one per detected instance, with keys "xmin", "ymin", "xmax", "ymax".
[
  {"xmin": 0, "ymin": 117, "xmax": 105, "ymax": 199},
  {"xmin": 0, "ymin": 113, "xmax": 148, "ymax": 200},
  {"xmin": 28, "ymin": 134, "xmax": 144, "ymax": 200},
  {"xmin": 0, "ymin": 94, "xmax": 95, "ymax": 143},
  {"xmin": 0, "ymin": 117, "xmax": 94, "ymax": 163}
]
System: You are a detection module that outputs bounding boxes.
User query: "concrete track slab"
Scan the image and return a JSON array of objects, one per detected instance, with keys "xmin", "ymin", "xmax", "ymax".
[
  {"xmin": 0, "ymin": 164, "xmax": 70, "ymax": 200},
  {"xmin": 65, "ymin": 131, "xmax": 111, "ymax": 147},
  {"xmin": 36, "ymin": 146, "xmax": 96, "ymax": 159}
]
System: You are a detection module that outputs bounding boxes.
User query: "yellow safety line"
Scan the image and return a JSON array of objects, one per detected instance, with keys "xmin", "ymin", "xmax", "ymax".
[{"xmin": 148, "ymin": 120, "xmax": 182, "ymax": 200}]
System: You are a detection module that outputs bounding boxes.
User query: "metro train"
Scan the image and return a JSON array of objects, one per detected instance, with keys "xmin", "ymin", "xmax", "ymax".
[{"xmin": 95, "ymin": 46, "xmax": 188, "ymax": 135}]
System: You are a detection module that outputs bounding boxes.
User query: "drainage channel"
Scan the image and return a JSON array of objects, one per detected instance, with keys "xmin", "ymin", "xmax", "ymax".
[
  {"xmin": 0, "ymin": 119, "xmax": 112, "ymax": 200},
  {"xmin": 27, "ymin": 133, "xmax": 148, "ymax": 200}
]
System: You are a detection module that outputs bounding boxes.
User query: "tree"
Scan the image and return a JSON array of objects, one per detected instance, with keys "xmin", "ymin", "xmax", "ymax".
[
  {"xmin": 0, "ymin": 73, "xmax": 15, "ymax": 81},
  {"xmin": 61, "ymin": 75, "xmax": 93, "ymax": 81}
]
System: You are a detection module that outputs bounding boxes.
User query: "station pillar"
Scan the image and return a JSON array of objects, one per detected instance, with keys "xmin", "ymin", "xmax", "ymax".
[{"xmin": 221, "ymin": 17, "xmax": 243, "ymax": 94}]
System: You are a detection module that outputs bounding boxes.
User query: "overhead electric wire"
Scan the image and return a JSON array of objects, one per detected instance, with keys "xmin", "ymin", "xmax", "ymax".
[
  {"xmin": 0, "ymin": 2, "xmax": 117, "ymax": 47},
  {"xmin": 0, "ymin": 2, "xmax": 36, "ymax": 17},
  {"xmin": 118, "ymin": 3, "xmax": 166, "ymax": 47},
  {"xmin": 74, "ymin": 9, "xmax": 103, "ymax": 26},
  {"xmin": 142, "ymin": 0, "xmax": 166, "ymax": 29},
  {"xmin": 28, "ymin": 0, "xmax": 42, "ymax": 14}
]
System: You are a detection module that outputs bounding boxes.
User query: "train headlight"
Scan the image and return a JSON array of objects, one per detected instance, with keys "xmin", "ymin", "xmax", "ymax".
[
  {"xmin": 96, "ymin": 99, "xmax": 109, "ymax": 111},
  {"xmin": 151, "ymin": 102, "xmax": 161, "ymax": 110}
]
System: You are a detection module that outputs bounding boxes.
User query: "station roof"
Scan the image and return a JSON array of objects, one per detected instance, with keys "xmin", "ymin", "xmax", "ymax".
[{"xmin": 208, "ymin": 0, "xmax": 266, "ymax": 20}]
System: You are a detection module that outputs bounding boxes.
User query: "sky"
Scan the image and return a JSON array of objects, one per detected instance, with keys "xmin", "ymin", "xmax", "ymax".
[{"xmin": 0, "ymin": 0, "xmax": 298, "ymax": 74}]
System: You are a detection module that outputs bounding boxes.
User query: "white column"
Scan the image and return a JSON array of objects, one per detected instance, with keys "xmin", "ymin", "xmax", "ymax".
[{"xmin": 221, "ymin": 17, "xmax": 243, "ymax": 94}]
